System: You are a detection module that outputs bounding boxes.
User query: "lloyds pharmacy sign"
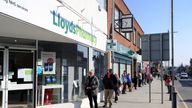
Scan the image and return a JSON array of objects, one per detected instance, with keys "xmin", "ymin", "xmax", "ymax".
[{"xmin": 51, "ymin": 10, "xmax": 97, "ymax": 45}]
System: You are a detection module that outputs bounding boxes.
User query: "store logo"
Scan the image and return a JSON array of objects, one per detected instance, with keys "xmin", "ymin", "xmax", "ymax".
[{"xmin": 51, "ymin": 10, "xmax": 97, "ymax": 45}]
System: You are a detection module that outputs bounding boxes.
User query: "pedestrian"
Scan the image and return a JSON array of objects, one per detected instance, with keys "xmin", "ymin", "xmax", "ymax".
[
  {"xmin": 121, "ymin": 71, "xmax": 128, "ymax": 94},
  {"xmin": 132, "ymin": 72, "xmax": 138, "ymax": 90},
  {"xmin": 102, "ymin": 69, "xmax": 117, "ymax": 108},
  {"xmin": 138, "ymin": 72, "xmax": 142, "ymax": 87},
  {"xmin": 164, "ymin": 74, "xmax": 172, "ymax": 94},
  {"xmin": 114, "ymin": 73, "xmax": 121, "ymax": 103},
  {"xmin": 127, "ymin": 73, "xmax": 132, "ymax": 92},
  {"xmin": 84, "ymin": 70, "xmax": 99, "ymax": 108}
]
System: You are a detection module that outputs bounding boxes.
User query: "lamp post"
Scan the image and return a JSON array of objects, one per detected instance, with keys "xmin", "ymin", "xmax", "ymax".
[
  {"xmin": 171, "ymin": 0, "xmax": 177, "ymax": 108},
  {"xmin": 111, "ymin": 0, "xmax": 115, "ymax": 73}
]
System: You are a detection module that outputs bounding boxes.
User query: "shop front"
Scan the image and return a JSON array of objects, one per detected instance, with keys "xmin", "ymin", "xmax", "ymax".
[
  {"xmin": 0, "ymin": 0, "xmax": 107, "ymax": 108},
  {"xmin": 114, "ymin": 43, "xmax": 135, "ymax": 80}
]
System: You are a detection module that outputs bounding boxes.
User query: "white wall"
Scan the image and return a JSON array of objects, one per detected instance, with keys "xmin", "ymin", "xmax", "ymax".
[{"xmin": 0, "ymin": 0, "xmax": 107, "ymax": 51}]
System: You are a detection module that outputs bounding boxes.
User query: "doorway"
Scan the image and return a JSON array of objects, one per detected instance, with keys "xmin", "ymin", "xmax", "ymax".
[{"xmin": 0, "ymin": 47, "xmax": 34, "ymax": 108}]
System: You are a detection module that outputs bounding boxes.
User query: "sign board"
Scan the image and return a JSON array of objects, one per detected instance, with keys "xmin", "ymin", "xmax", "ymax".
[
  {"xmin": 120, "ymin": 14, "xmax": 133, "ymax": 33},
  {"xmin": 107, "ymin": 39, "xmax": 117, "ymax": 51},
  {"xmin": 141, "ymin": 33, "xmax": 169, "ymax": 61}
]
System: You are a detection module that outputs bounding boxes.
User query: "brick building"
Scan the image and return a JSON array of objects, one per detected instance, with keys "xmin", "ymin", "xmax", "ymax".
[{"xmin": 107, "ymin": 0, "xmax": 144, "ymax": 78}]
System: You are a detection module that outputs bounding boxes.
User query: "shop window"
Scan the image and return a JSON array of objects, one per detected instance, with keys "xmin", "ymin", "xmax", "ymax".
[
  {"xmin": 37, "ymin": 41, "xmax": 77, "ymax": 105},
  {"xmin": 77, "ymin": 45, "xmax": 88, "ymax": 98},
  {"xmin": 93, "ymin": 50, "xmax": 105, "ymax": 92},
  {"xmin": 120, "ymin": 63, "xmax": 126, "ymax": 82}
]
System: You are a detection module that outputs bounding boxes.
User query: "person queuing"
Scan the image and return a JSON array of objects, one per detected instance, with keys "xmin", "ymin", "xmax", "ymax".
[
  {"xmin": 121, "ymin": 71, "xmax": 128, "ymax": 94},
  {"xmin": 132, "ymin": 72, "xmax": 138, "ymax": 90},
  {"xmin": 84, "ymin": 70, "xmax": 99, "ymax": 108},
  {"xmin": 102, "ymin": 69, "xmax": 117, "ymax": 108},
  {"xmin": 127, "ymin": 73, "xmax": 132, "ymax": 92},
  {"xmin": 114, "ymin": 73, "xmax": 121, "ymax": 103}
]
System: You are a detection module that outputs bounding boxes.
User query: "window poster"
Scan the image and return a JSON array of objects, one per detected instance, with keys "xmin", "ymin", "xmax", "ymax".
[
  {"xmin": 18, "ymin": 68, "xmax": 33, "ymax": 82},
  {"xmin": 41, "ymin": 52, "xmax": 56, "ymax": 74}
]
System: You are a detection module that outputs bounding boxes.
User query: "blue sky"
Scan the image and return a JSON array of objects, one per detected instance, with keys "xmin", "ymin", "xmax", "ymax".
[{"xmin": 125, "ymin": 0, "xmax": 192, "ymax": 66}]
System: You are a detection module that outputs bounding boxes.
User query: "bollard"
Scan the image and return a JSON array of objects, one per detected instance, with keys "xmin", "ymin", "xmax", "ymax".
[{"xmin": 172, "ymin": 92, "xmax": 177, "ymax": 108}]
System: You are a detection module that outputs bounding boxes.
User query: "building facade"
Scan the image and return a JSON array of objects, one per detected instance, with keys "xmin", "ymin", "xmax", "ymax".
[
  {"xmin": 0, "ymin": 0, "xmax": 107, "ymax": 108},
  {"xmin": 107, "ymin": 0, "xmax": 144, "ymax": 78}
]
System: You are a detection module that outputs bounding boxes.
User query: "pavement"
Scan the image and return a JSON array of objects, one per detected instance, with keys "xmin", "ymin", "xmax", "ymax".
[{"xmin": 98, "ymin": 78, "xmax": 172, "ymax": 108}]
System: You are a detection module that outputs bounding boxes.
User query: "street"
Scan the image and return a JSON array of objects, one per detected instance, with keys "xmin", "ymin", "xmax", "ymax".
[{"xmin": 175, "ymin": 78, "xmax": 192, "ymax": 108}]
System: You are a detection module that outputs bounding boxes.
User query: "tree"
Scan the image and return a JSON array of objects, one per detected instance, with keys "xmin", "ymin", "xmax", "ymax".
[
  {"xmin": 177, "ymin": 64, "xmax": 185, "ymax": 72},
  {"xmin": 188, "ymin": 58, "xmax": 192, "ymax": 76},
  {"xmin": 190, "ymin": 58, "xmax": 192, "ymax": 66}
]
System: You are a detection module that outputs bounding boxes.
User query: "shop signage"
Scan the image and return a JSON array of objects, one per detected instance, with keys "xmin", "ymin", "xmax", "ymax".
[
  {"xmin": 51, "ymin": 10, "xmax": 97, "ymax": 45},
  {"xmin": 116, "ymin": 43, "xmax": 134, "ymax": 57}
]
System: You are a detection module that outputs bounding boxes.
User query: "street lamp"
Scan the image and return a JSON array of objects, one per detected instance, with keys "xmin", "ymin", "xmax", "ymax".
[
  {"xmin": 111, "ymin": 0, "xmax": 115, "ymax": 73},
  {"xmin": 170, "ymin": 0, "xmax": 177, "ymax": 108}
]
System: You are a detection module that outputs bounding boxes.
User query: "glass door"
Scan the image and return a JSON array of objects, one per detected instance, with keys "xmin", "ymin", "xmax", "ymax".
[
  {"xmin": 0, "ymin": 48, "xmax": 34, "ymax": 108},
  {"xmin": 0, "ymin": 50, "xmax": 3, "ymax": 108},
  {"xmin": 8, "ymin": 50, "xmax": 34, "ymax": 108}
]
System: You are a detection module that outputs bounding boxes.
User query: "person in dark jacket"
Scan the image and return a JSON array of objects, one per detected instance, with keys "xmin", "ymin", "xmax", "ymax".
[
  {"xmin": 102, "ymin": 69, "xmax": 117, "ymax": 108},
  {"xmin": 85, "ymin": 70, "xmax": 99, "ymax": 108},
  {"xmin": 132, "ymin": 72, "xmax": 138, "ymax": 90},
  {"xmin": 114, "ymin": 73, "xmax": 121, "ymax": 103}
]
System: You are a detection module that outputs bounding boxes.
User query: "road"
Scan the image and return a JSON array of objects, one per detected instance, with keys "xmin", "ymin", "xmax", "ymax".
[{"xmin": 175, "ymin": 78, "xmax": 192, "ymax": 108}]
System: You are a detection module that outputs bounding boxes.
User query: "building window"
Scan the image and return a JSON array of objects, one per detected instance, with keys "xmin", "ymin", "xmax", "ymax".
[
  {"xmin": 115, "ymin": 7, "xmax": 120, "ymax": 32},
  {"xmin": 99, "ymin": 0, "xmax": 107, "ymax": 11},
  {"xmin": 133, "ymin": 28, "xmax": 136, "ymax": 45},
  {"xmin": 138, "ymin": 33, "xmax": 141, "ymax": 48},
  {"xmin": 114, "ymin": 6, "xmax": 127, "ymax": 38},
  {"xmin": 126, "ymin": 32, "xmax": 131, "ymax": 41}
]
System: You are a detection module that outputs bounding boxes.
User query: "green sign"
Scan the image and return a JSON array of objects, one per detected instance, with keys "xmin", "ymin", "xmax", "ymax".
[
  {"xmin": 116, "ymin": 43, "xmax": 134, "ymax": 57},
  {"xmin": 51, "ymin": 10, "xmax": 97, "ymax": 45}
]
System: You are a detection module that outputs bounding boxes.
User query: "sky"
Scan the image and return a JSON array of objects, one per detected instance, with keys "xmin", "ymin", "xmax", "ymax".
[{"xmin": 125, "ymin": 0, "xmax": 192, "ymax": 66}]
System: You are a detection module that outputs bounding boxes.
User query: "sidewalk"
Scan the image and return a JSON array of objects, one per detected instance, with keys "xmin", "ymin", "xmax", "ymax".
[{"xmin": 99, "ymin": 79, "xmax": 172, "ymax": 108}]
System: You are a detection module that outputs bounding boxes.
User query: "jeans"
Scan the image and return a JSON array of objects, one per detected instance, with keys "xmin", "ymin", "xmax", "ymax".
[{"xmin": 88, "ymin": 93, "xmax": 98, "ymax": 108}]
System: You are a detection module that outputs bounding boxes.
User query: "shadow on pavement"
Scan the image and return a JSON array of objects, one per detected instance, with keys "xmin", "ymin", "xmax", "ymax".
[{"xmin": 183, "ymin": 99, "xmax": 192, "ymax": 103}]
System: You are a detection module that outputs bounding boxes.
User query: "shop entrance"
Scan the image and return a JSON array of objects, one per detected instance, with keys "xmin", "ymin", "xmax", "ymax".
[{"xmin": 0, "ymin": 47, "xmax": 35, "ymax": 108}]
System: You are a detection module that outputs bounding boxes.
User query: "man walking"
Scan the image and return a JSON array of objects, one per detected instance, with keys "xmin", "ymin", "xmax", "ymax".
[
  {"xmin": 102, "ymin": 69, "xmax": 117, "ymax": 108},
  {"xmin": 85, "ymin": 70, "xmax": 99, "ymax": 108}
]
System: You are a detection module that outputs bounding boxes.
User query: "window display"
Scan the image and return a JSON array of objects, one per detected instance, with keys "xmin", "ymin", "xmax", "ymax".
[
  {"xmin": 38, "ymin": 41, "xmax": 77, "ymax": 105},
  {"xmin": 93, "ymin": 50, "xmax": 105, "ymax": 91}
]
